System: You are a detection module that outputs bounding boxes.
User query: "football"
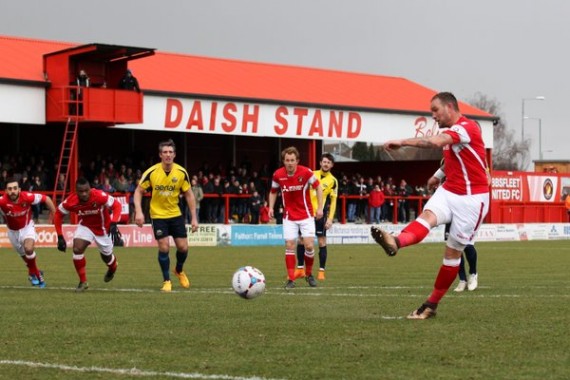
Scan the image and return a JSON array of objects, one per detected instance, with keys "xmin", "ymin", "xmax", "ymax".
[{"xmin": 232, "ymin": 266, "xmax": 266, "ymax": 299}]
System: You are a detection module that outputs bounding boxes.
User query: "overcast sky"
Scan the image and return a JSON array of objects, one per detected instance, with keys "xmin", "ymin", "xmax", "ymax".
[{"xmin": 1, "ymin": 0, "xmax": 567, "ymax": 165}]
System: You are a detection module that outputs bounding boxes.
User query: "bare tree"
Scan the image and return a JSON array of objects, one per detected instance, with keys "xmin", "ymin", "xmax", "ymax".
[{"xmin": 467, "ymin": 92, "xmax": 530, "ymax": 170}]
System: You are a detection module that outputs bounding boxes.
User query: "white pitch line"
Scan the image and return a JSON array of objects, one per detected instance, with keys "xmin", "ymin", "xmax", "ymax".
[
  {"xmin": 1, "ymin": 285, "xmax": 569, "ymax": 298},
  {"xmin": 0, "ymin": 359, "xmax": 285, "ymax": 380}
]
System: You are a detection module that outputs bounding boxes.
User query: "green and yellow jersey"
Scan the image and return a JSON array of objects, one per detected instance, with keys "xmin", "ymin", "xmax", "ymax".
[
  {"xmin": 311, "ymin": 169, "xmax": 338, "ymax": 220},
  {"xmin": 139, "ymin": 163, "xmax": 191, "ymax": 219}
]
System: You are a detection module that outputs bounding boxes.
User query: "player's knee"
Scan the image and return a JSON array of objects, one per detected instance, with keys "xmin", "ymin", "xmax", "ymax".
[
  {"xmin": 446, "ymin": 237, "xmax": 466, "ymax": 254},
  {"xmin": 72, "ymin": 247, "xmax": 86, "ymax": 256}
]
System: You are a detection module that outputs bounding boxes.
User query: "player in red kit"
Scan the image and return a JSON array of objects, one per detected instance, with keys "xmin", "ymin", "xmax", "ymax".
[
  {"xmin": 371, "ymin": 92, "xmax": 490, "ymax": 320},
  {"xmin": 0, "ymin": 178, "xmax": 56, "ymax": 288},
  {"xmin": 268, "ymin": 146, "xmax": 323, "ymax": 289},
  {"xmin": 54, "ymin": 177, "xmax": 122, "ymax": 292}
]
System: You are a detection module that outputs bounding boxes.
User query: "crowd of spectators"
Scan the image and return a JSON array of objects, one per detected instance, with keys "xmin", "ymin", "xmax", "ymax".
[{"xmin": 0, "ymin": 153, "xmax": 432, "ymax": 225}]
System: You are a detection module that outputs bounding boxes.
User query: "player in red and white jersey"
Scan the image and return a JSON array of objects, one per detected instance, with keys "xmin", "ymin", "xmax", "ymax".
[
  {"xmin": 372, "ymin": 92, "xmax": 490, "ymax": 320},
  {"xmin": 0, "ymin": 178, "xmax": 55, "ymax": 288},
  {"xmin": 268, "ymin": 146, "xmax": 323, "ymax": 288},
  {"xmin": 54, "ymin": 177, "xmax": 122, "ymax": 292}
]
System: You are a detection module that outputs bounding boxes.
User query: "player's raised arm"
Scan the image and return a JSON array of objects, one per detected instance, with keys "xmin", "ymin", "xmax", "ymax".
[{"xmin": 384, "ymin": 133, "xmax": 453, "ymax": 151}]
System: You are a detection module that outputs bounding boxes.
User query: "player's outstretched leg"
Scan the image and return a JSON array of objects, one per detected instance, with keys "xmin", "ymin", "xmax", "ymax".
[
  {"xmin": 407, "ymin": 302, "xmax": 438, "ymax": 320},
  {"xmin": 370, "ymin": 226, "xmax": 399, "ymax": 256}
]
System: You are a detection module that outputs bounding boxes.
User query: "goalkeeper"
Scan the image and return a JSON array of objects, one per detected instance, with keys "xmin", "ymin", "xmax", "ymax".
[{"xmin": 54, "ymin": 177, "xmax": 123, "ymax": 292}]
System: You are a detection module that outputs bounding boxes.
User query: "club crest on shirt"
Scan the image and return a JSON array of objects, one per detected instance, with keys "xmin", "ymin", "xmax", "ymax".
[
  {"xmin": 298, "ymin": 176, "xmax": 303, "ymax": 183},
  {"xmin": 172, "ymin": 177, "xmax": 178, "ymax": 183}
]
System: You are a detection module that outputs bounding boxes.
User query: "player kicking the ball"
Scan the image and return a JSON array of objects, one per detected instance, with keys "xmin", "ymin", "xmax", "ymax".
[{"xmin": 371, "ymin": 92, "xmax": 490, "ymax": 319}]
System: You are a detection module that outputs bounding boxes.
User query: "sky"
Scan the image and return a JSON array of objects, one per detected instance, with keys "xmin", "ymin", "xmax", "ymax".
[{"xmin": 1, "ymin": 0, "xmax": 567, "ymax": 166}]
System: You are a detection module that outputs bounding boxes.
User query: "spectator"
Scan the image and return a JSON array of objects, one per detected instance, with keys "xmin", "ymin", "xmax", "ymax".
[
  {"xmin": 259, "ymin": 200, "xmax": 271, "ymax": 224},
  {"xmin": 118, "ymin": 69, "xmax": 140, "ymax": 92},
  {"xmin": 346, "ymin": 177, "xmax": 360, "ymax": 222},
  {"xmin": 368, "ymin": 184, "xmax": 385, "ymax": 224},
  {"xmin": 92, "ymin": 177, "xmax": 102, "ymax": 190},
  {"xmin": 100, "ymin": 177, "xmax": 115, "ymax": 194},
  {"xmin": 190, "ymin": 178, "xmax": 203, "ymax": 224},
  {"xmin": 127, "ymin": 178, "xmax": 138, "ymax": 223},
  {"xmin": 209, "ymin": 177, "xmax": 224, "ymax": 223},
  {"xmin": 73, "ymin": 69, "xmax": 90, "ymax": 115},
  {"xmin": 76, "ymin": 69, "xmax": 90, "ymax": 88},
  {"xmin": 201, "ymin": 177, "xmax": 214, "ymax": 222},
  {"xmin": 112, "ymin": 174, "xmax": 129, "ymax": 193},
  {"xmin": 355, "ymin": 176, "xmax": 368, "ymax": 221},
  {"xmin": 382, "ymin": 183, "xmax": 395, "ymax": 222},
  {"xmin": 396, "ymin": 179, "xmax": 413, "ymax": 223},
  {"xmin": 56, "ymin": 173, "xmax": 66, "ymax": 191},
  {"xmin": 20, "ymin": 174, "xmax": 33, "ymax": 191},
  {"xmin": 248, "ymin": 190, "xmax": 262, "ymax": 224},
  {"xmin": 0, "ymin": 169, "xmax": 8, "ymax": 189}
]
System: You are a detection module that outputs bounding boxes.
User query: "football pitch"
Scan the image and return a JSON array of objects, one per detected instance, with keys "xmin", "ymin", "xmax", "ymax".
[{"xmin": 0, "ymin": 240, "xmax": 569, "ymax": 379}]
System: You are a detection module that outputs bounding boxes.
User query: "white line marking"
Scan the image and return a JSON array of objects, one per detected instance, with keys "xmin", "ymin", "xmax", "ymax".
[
  {"xmin": 1, "ymin": 285, "xmax": 568, "ymax": 298},
  {"xmin": 0, "ymin": 359, "xmax": 285, "ymax": 380}
]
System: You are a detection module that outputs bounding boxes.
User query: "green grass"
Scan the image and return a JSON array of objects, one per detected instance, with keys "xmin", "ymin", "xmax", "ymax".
[{"xmin": 0, "ymin": 241, "xmax": 569, "ymax": 379}]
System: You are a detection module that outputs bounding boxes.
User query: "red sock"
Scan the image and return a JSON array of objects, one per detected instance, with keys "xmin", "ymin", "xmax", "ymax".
[
  {"xmin": 285, "ymin": 250, "xmax": 296, "ymax": 281},
  {"xmin": 73, "ymin": 255, "xmax": 88, "ymax": 283},
  {"xmin": 398, "ymin": 219, "xmax": 430, "ymax": 248},
  {"xmin": 23, "ymin": 253, "xmax": 41, "ymax": 277},
  {"xmin": 427, "ymin": 264, "xmax": 460, "ymax": 304},
  {"xmin": 107, "ymin": 254, "xmax": 118, "ymax": 272},
  {"xmin": 304, "ymin": 251, "xmax": 314, "ymax": 276}
]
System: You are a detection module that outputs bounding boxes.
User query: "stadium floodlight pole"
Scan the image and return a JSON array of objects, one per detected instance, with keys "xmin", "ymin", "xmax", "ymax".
[
  {"xmin": 524, "ymin": 116, "xmax": 543, "ymax": 161},
  {"xmin": 521, "ymin": 96, "xmax": 545, "ymax": 141}
]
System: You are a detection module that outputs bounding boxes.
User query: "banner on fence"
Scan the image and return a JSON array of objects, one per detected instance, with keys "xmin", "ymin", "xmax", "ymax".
[{"xmin": 0, "ymin": 223, "xmax": 568, "ymax": 249}]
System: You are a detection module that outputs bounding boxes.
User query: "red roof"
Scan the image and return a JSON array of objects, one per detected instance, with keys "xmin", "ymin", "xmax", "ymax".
[{"xmin": 0, "ymin": 35, "xmax": 491, "ymax": 117}]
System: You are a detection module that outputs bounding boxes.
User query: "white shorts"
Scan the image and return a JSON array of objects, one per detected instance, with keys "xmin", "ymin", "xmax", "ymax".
[
  {"xmin": 8, "ymin": 222, "xmax": 37, "ymax": 256},
  {"xmin": 74, "ymin": 225, "xmax": 114, "ymax": 255},
  {"xmin": 424, "ymin": 187, "xmax": 489, "ymax": 249},
  {"xmin": 283, "ymin": 217, "xmax": 316, "ymax": 241}
]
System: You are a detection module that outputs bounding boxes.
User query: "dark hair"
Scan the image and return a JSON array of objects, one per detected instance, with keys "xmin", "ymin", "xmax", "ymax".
[
  {"xmin": 158, "ymin": 139, "xmax": 176, "ymax": 153},
  {"xmin": 432, "ymin": 92, "xmax": 459, "ymax": 111},
  {"xmin": 321, "ymin": 152, "xmax": 335, "ymax": 164},
  {"xmin": 75, "ymin": 177, "xmax": 90, "ymax": 187},
  {"xmin": 5, "ymin": 177, "xmax": 18, "ymax": 188}
]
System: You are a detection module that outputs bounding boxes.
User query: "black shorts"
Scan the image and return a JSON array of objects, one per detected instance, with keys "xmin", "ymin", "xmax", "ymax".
[
  {"xmin": 151, "ymin": 216, "xmax": 188, "ymax": 240},
  {"xmin": 315, "ymin": 217, "xmax": 327, "ymax": 238}
]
